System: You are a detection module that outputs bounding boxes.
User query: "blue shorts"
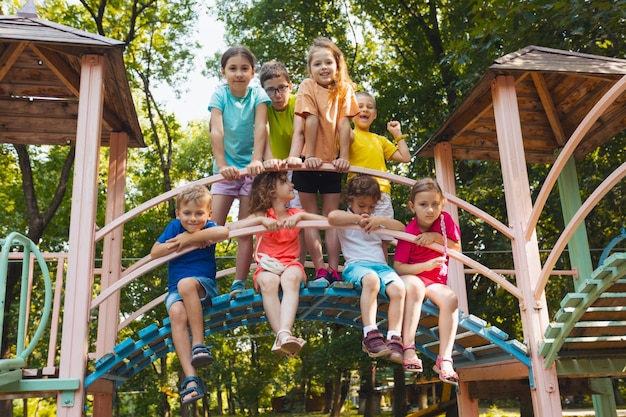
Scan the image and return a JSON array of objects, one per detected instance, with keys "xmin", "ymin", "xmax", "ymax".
[
  {"xmin": 165, "ymin": 276, "xmax": 219, "ymax": 313},
  {"xmin": 342, "ymin": 261, "xmax": 402, "ymax": 296},
  {"xmin": 210, "ymin": 176, "xmax": 253, "ymax": 197}
]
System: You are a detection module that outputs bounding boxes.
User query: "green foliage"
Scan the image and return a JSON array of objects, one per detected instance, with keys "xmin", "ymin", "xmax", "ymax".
[{"xmin": 2, "ymin": 0, "xmax": 625, "ymax": 414}]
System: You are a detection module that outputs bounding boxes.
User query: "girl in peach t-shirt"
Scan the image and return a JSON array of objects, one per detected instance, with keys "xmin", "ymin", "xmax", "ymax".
[{"xmin": 287, "ymin": 37, "xmax": 359, "ymax": 285}]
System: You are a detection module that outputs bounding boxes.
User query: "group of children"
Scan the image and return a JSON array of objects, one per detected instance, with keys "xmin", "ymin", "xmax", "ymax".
[{"xmin": 150, "ymin": 38, "xmax": 461, "ymax": 406}]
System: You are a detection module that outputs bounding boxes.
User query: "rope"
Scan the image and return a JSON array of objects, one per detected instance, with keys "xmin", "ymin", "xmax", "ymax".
[{"xmin": 439, "ymin": 214, "xmax": 448, "ymax": 278}]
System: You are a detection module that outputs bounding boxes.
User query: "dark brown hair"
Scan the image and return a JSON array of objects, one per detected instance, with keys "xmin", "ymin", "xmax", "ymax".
[
  {"xmin": 220, "ymin": 46, "xmax": 257, "ymax": 69},
  {"xmin": 259, "ymin": 60, "xmax": 291, "ymax": 86},
  {"xmin": 346, "ymin": 174, "xmax": 381, "ymax": 203}
]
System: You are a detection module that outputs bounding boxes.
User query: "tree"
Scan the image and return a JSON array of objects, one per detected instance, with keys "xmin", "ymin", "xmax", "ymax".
[
  {"xmin": 1, "ymin": 1, "xmax": 206, "ymax": 415},
  {"xmin": 211, "ymin": 0, "xmax": 626, "ymax": 410}
]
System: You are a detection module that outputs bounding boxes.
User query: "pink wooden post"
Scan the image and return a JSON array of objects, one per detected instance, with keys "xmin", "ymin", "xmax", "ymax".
[
  {"xmin": 492, "ymin": 75, "xmax": 562, "ymax": 415},
  {"xmin": 56, "ymin": 54, "xmax": 105, "ymax": 417},
  {"xmin": 433, "ymin": 141, "xmax": 469, "ymax": 316},
  {"xmin": 434, "ymin": 142, "xmax": 475, "ymax": 414},
  {"xmin": 92, "ymin": 132, "xmax": 129, "ymax": 416}
]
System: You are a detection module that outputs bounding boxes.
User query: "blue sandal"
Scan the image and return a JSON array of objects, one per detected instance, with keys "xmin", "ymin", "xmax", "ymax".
[
  {"xmin": 180, "ymin": 376, "xmax": 205, "ymax": 405},
  {"xmin": 190, "ymin": 344, "xmax": 214, "ymax": 368}
]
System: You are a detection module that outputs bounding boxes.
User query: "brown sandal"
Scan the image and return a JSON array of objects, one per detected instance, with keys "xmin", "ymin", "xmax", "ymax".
[{"xmin": 271, "ymin": 330, "xmax": 306, "ymax": 357}]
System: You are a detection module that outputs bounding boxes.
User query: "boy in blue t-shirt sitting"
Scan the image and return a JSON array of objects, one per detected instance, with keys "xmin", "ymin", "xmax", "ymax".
[{"xmin": 151, "ymin": 185, "xmax": 229, "ymax": 405}]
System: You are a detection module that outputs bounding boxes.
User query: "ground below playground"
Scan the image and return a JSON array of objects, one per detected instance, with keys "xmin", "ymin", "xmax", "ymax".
[{"xmin": 478, "ymin": 408, "xmax": 626, "ymax": 416}]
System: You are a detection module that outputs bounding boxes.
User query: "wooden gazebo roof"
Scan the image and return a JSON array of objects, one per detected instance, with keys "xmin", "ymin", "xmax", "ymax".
[
  {"xmin": 0, "ymin": 5, "xmax": 145, "ymax": 148},
  {"xmin": 416, "ymin": 46, "xmax": 626, "ymax": 163}
]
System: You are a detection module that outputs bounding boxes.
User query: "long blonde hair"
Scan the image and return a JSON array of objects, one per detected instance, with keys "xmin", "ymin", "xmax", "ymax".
[{"xmin": 307, "ymin": 37, "xmax": 355, "ymax": 101}]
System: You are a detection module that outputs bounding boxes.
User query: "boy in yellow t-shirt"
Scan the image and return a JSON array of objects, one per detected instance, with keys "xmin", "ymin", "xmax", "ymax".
[{"xmin": 350, "ymin": 91, "xmax": 412, "ymax": 219}]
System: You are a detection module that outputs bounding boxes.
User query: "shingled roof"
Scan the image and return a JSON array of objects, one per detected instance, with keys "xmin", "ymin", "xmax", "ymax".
[
  {"xmin": 416, "ymin": 45, "xmax": 626, "ymax": 163},
  {"xmin": 0, "ymin": 3, "xmax": 145, "ymax": 147}
]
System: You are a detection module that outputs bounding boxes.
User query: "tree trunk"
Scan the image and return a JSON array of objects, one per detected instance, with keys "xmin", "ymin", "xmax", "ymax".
[
  {"xmin": 360, "ymin": 361, "xmax": 378, "ymax": 417},
  {"xmin": 216, "ymin": 386, "xmax": 223, "ymax": 414},
  {"xmin": 330, "ymin": 371, "xmax": 343, "ymax": 417},
  {"xmin": 392, "ymin": 366, "xmax": 407, "ymax": 417},
  {"xmin": 323, "ymin": 378, "xmax": 333, "ymax": 413},
  {"xmin": 227, "ymin": 385, "xmax": 234, "ymax": 415}
]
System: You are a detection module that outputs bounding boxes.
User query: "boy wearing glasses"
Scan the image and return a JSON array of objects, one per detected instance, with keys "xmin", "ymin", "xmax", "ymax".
[
  {"xmin": 258, "ymin": 61, "xmax": 307, "ymax": 263},
  {"xmin": 259, "ymin": 61, "xmax": 302, "ymax": 163}
]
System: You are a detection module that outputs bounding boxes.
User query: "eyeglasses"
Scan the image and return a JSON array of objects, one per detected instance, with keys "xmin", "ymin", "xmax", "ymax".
[{"xmin": 265, "ymin": 84, "xmax": 290, "ymax": 97}]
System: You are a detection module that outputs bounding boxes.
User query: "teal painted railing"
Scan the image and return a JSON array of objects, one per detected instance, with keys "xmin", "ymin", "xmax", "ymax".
[{"xmin": 0, "ymin": 232, "xmax": 53, "ymax": 365}]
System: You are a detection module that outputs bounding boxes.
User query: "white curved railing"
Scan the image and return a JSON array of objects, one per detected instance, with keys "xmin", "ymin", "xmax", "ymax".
[{"xmin": 91, "ymin": 165, "xmax": 532, "ymax": 333}]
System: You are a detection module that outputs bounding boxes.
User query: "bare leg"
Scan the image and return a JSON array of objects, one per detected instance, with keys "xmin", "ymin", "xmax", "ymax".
[
  {"xmin": 360, "ymin": 273, "xmax": 380, "ymax": 327},
  {"xmin": 169, "ymin": 302, "xmax": 199, "ymax": 402},
  {"xmin": 178, "ymin": 278, "xmax": 206, "ymax": 347},
  {"xmin": 299, "ymin": 191, "xmax": 325, "ymax": 271},
  {"xmin": 257, "ymin": 272, "xmax": 281, "ymax": 334},
  {"xmin": 298, "ymin": 230, "xmax": 307, "ymax": 265},
  {"xmin": 210, "ymin": 194, "xmax": 235, "ymax": 226},
  {"xmin": 385, "ymin": 281, "xmax": 405, "ymax": 333},
  {"xmin": 277, "ymin": 266, "xmax": 304, "ymax": 333},
  {"xmin": 235, "ymin": 195, "xmax": 253, "ymax": 282},
  {"xmin": 401, "ymin": 275, "xmax": 426, "ymax": 346},
  {"xmin": 320, "ymin": 193, "xmax": 341, "ymax": 270},
  {"xmin": 427, "ymin": 284, "xmax": 459, "ymax": 375},
  {"xmin": 401, "ymin": 275, "xmax": 426, "ymax": 369},
  {"xmin": 211, "ymin": 193, "xmax": 239, "ymax": 289}
]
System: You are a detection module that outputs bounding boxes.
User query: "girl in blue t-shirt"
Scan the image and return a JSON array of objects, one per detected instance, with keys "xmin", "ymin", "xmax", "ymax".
[{"xmin": 208, "ymin": 46, "xmax": 271, "ymax": 298}]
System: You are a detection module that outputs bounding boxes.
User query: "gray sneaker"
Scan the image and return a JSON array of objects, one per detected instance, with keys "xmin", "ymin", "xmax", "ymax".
[{"xmin": 229, "ymin": 280, "xmax": 246, "ymax": 298}]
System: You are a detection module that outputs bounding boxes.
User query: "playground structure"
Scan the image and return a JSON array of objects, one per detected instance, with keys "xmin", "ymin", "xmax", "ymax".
[{"xmin": 1, "ymin": 4, "xmax": 626, "ymax": 417}]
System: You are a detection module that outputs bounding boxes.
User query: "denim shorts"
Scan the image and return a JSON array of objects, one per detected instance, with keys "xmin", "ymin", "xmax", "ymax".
[
  {"xmin": 342, "ymin": 261, "xmax": 402, "ymax": 296},
  {"xmin": 210, "ymin": 176, "xmax": 253, "ymax": 197},
  {"xmin": 165, "ymin": 276, "xmax": 219, "ymax": 313}
]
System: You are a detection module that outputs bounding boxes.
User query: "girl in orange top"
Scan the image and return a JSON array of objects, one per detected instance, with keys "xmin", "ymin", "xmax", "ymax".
[
  {"xmin": 229, "ymin": 171, "xmax": 326, "ymax": 357},
  {"xmin": 287, "ymin": 37, "xmax": 360, "ymax": 284}
]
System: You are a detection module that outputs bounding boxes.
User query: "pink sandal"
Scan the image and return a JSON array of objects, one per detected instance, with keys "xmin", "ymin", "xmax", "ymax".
[
  {"xmin": 402, "ymin": 345, "xmax": 423, "ymax": 373},
  {"xmin": 433, "ymin": 356, "xmax": 459, "ymax": 385}
]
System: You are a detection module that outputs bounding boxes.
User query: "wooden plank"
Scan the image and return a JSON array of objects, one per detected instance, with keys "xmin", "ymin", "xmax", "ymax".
[
  {"xmin": 562, "ymin": 336, "xmax": 626, "ymax": 350},
  {"xmin": 0, "ymin": 41, "xmax": 26, "ymax": 82},
  {"xmin": 0, "ymin": 114, "xmax": 80, "ymax": 134},
  {"xmin": 568, "ymin": 320, "xmax": 626, "ymax": 337},
  {"xmin": 31, "ymin": 44, "xmax": 81, "ymax": 96},
  {"xmin": 0, "ymin": 83, "xmax": 74, "ymax": 98},
  {"xmin": 556, "ymin": 356, "xmax": 626, "ymax": 377},
  {"xmin": 0, "ymin": 99, "xmax": 79, "ymax": 118},
  {"xmin": 592, "ymin": 292, "xmax": 626, "ymax": 307},
  {"xmin": 580, "ymin": 306, "xmax": 626, "ymax": 321}
]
